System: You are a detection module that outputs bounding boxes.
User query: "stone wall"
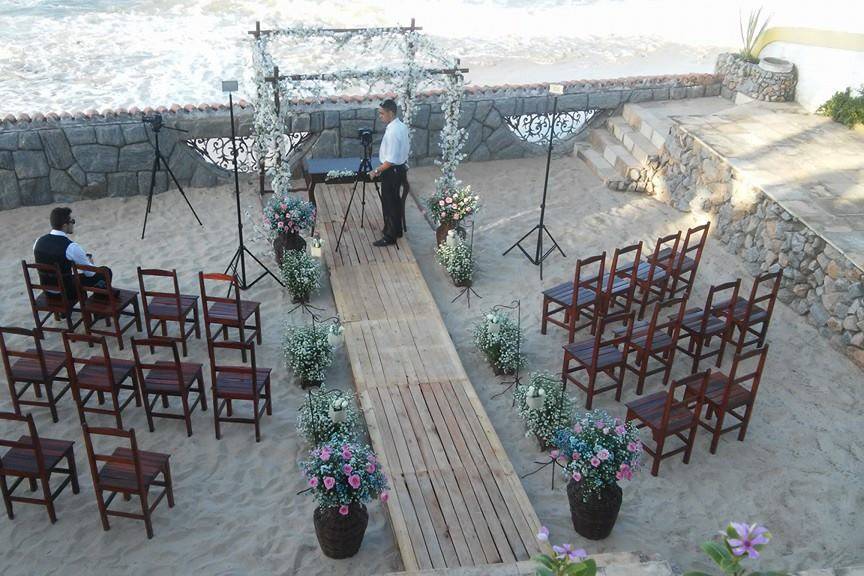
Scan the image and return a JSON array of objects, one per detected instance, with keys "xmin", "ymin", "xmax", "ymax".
[
  {"xmin": 647, "ymin": 126, "xmax": 864, "ymax": 368},
  {"xmin": 715, "ymin": 53, "xmax": 797, "ymax": 102},
  {"xmin": 0, "ymin": 73, "xmax": 720, "ymax": 209}
]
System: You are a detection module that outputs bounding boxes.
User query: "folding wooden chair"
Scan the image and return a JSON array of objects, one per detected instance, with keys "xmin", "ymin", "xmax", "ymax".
[
  {"xmin": 541, "ymin": 253, "xmax": 605, "ymax": 341},
  {"xmin": 684, "ymin": 346, "xmax": 769, "ymax": 454},
  {"xmin": 62, "ymin": 333, "xmax": 141, "ymax": 429},
  {"xmin": 131, "ymin": 338, "xmax": 207, "ymax": 437},
  {"xmin": 0, "ymin": 326, "xmax": 71, "ymax": 423},
  {"xmin": 81, "ymin": 424, "xmax": 174, "ymax": 539},
  {"xmin": 652, "ymin": 222, "xmax": 710, "ymax": 299},
  {"xmin": 561, "ymin": 312, "xmax": 634, "ymax": 409},
  {"xmin": 199, "ymin": 273, "xmax": 261, "ymax": 362},
  {"xmin": 0, "ymin": 411, "xmax": 79, "ymax": 523},
  {"xmin": 22, "ymin": 261, "xmax": 82, "ymax": 337},
  {"xmin": 604, "ymin": 242, "xmax": 642, "ymax": 321},
  {"xmin": 137, "ymin": 267, "xmax": 201, "ymax": 357},
  {"xmin": 715, "ymin": 271, "xmax": 781, "ymax": 356},
  {"xmin": 74, "ymin": 264, "xmax": 142, "ymax": 350},
  {"xmin": 207, "ymin": 340, "xmax": 272, "ymax": 442},
  {"xmin": 676, "ymin": 280, "xmax": 741, "ymax": 373},
  {"xmin": 632, "ymin": 232, "xmax": 680, "ymax": 320},
  {"xmin": 626, "ymin": 370, "xmax": 709, "ymax": 476}
]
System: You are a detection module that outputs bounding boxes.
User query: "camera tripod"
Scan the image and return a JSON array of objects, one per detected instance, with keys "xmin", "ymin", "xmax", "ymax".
[
  {"xmin": 334, "ymin": 139, "xmax": 381, "ymax": 254},
  {"xmin": 140, "ymin": 114, "xmax": 204, "ymax": 239}
]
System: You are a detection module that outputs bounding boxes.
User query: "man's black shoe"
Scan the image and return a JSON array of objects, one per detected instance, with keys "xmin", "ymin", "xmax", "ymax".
[{"xmin": 372, "ymin": 237, "xmax": 397, "ymax": 247}]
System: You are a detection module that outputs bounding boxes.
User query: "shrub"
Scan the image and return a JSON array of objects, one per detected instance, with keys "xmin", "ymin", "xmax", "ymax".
[
  {"xmin": 817, "ymin": 87, "xmax": 864, "ymax": 129},
  {"xmin": 297, "ymin": 385, "xmax": 359, "ymax": 445},
  {"xmin": 299, "ymin": 440, "xmax": 390, "ymax": 515},
  {"xmin": 280, "ymin": 249, "xmax": 320, "ymax": 302},
  {"xmin": 473, "ymin": 309, "xmax": 525, "ymax": 374},
  {"xmin": 436, "ymin": 239, "xmax": 474, "ymax": 286},
  {"xmin": 284, "ymin": 323, "xmax": 333, "ymax": 384},
  {"xmin": 738, "ymin": 8, "xmax": 769, "ymax": 63},
  {"xmin": 514, "ymin": 372, "xmax": 573, "ymax": 447}
]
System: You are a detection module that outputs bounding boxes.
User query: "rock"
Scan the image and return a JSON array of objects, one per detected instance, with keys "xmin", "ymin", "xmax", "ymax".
[
  {"xmin": 851, "ymin": 332, "xmax": 864, "ymax": 348},
  {"xmin": 323, "ymin": 110, "xmax": 340, "ymax": 130},
  {"xmin": 68, "ymin": 164, "xmax": 86, "ymax": 186},
  {"xmin": 309, "ymin": 111, "xmax": 323, "ymax": 133},
  {"xmin": 809, "ymin": 303, "xmax": 829, "ymax": 326},
  {"xmin": 40, "ymin": 129, "xmax": 76, "ymax": 169},
  {"xmin": 95, "ymin": 125, "xmax": 124, "ymax": 146},
  {"xmin": 338, "ymin": 109, "xmax": 356, "ymax": 121},
  {"xmin": 0, "ymin": 169, "xmax": 21, "ymax": 210},
  {"xmin": 825, "ymin": 260, "xmax": 843, "ymax": 279},
  {"xmin": 167, "ymin": 147, "xmax": 196, "ymax": 183},
  {"xmin": 0, "ymin": 151, "xmax": 12, "ymax": 170},
  {"xmin": 495, "ymin": 97, "xmax": 516, "ymax": 118},
  {"xmin": 12, "ymin": 150, "xmax": 49, "ymax": 178},
  {"xmin": 308, "ymin": 130, "xmax": 338, "ymax": 158},
  {"xmin": 482, "ymin": 109, "xmax": 503, "ymax": 129},
  {"xmin": 107, "ymin": 172, "xmax": 138, "ymax": 197},
  {"xmin": 0, "ymin": 132, "xmax": 18, "ymax": 150},
  {"xmin": 356, "ymin": 108, "xmax": 377, "ymax": 120},
  {"xmin": 670, "ymin": 86, "xmax": 688, "ymax": 99},
  {"xmin": 138, "ymin": 170, "xmax": 168, "ymax": 195},
  {"xmin": 121, "ymin": 123, "xmax": 149, "ymax": 144},
  {"xmin": 64, "ymin": 126, "xmax": 96, "ymax": 145},
  {"xmin": 49, "ymin": 168, "xmax": 81, "ymax": 200},
  {"xmin": 19, "ymin": 177, "xmax": 52, "ymax": 205},
  {"xmin": 190, "ymin": 166, "xmax": 218, "ymax": 188},
  {"xmin": 826, "ymin": 317, "xmax": 843, "ymax": 333},
  {"xmin": 409, "ymin": 128, "xmax": 428, "ymax": 158},
  {"xmin": 72, "ymin": 145, "xmax": 118, "ymax": 172},
  {"xmin": 18, "ymin": 131, "xmax": 42, "ymax": 150},
  {"xmin": 468, "ymin": 143, "xmax": 490, "ymax": 162},
  {"xmin": 486, "ymin": 124, "xmax": 514, "ymax": 153},
  {"xmin": 557, "ymin": 93, "xmax": 588, "ymax": 110},
  {"xmin": 118, "ymin": 143, "xmax": 156, "ymax": 171},
  {"xmin": 847, "ymin": 282, "xmax": 863, "ymax": 300},
  {"xmin": 428, "ymin": 113, "xmax": 445, "ymax": 131},
  {"xmin": 843, "ymin": 316, "xmax": 860, "ymax": 332},
  {"xmin": 291, "ymin": 114, "xmax": 311, "ymax": 132},
  {"xmin": 588, "ymin": 92, "xmax": 621, "ymax": 109}
]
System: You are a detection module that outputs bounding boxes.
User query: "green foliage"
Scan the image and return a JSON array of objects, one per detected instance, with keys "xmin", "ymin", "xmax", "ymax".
[
  {"xmin": 684, "ymin": 522, "xmax": 785, "ymax": 576},
  {"xmin": 817, "ymin": 87, "xmax": 864, "ymax": 128},
  {"xmin": 534, "ymin": 553, "xmax": 596, "ymax": 576},
  {"xmin": 738, "ymin": 7, "xmax": 769, "ymax": 62},
  {"xmin": 283, "ymin": 322, "xmax": 333, "ymax": 384},
  {"xmin": 280, "ymin": 249, "xmax": 321, "ymax": 301}
]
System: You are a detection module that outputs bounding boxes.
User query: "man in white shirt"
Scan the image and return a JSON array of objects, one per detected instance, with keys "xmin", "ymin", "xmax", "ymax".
[
  {"xmin": 369, "ymin": 99, "xmax": 409, "ymax": 247},
  {"xmin": 33, "ymin": 207, "xmax": 111, "ymax": 300}
]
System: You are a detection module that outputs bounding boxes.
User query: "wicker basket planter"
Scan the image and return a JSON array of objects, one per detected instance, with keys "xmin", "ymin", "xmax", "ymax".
[
  {"xmin": 274, "ymin": 231, "xmax": 306, "ymax": 267},
  {"xmin": 314, "ymin": 503, "xmax": 369, "ymax": 559},
  {"xmin": 435, "ymin": 222, "xmax": 453, "ymax": 246},
  {"xmin": 567, "ymin": 481, "xmax": 622, "ymax": 540}
]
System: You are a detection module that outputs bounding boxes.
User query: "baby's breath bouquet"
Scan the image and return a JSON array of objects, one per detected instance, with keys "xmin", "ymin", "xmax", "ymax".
[
  {"xmin": 284, "ymin": 323, "xmax": 333, "ymax": 386},
  {"xmin": 514, "ymin": 372, "xmax": 573, "ymax": 449},
  {"xmin": 473, "ymin": 309, "xmax": 525, "ymax": 375}
]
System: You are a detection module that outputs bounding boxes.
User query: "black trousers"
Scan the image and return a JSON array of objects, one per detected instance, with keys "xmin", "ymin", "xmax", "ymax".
[{"xmin": 380, "ymin": 165, "xmax": 406, "ymax": 240}]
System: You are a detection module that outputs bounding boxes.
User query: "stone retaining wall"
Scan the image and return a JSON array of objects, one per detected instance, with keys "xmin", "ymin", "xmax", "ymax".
[
  {"xmin": 647, "ymin": 125, "xmax": 864, "ymax": 368},
  {"xmin": 0, "ymin": 74, "xmax": 720, "ymax": 210},
  {"xmin": 715, "ymin": 53, "xmax": 797, "ymax": 102}
]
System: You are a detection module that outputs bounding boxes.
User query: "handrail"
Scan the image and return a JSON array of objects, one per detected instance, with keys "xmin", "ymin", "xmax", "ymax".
[{"xmin": 754, "ymin": 27, "xmax": 864, "ymax": 57}]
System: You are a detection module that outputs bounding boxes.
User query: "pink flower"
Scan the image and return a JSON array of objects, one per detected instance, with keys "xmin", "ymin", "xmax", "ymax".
[
  {"xmin": 597, "ymin": 449, "xmax": 610, "ymax": 461},
  {"xmin": 550, "ymin": 449, "xmax": 559, "ymax": 459},
  {"xmin": 277, "ymin": 221, "xmax": 284, "ymax": 229},
  {"xmin": 616, "ymin": 471, "xmax": 624, "ymax": 481},
  {"xmin": 308, "ymin": 476, "xmax": 319, "ymax": 488},
  {"xmin": 342, "ymin": 448, "xmax": 353, "ymax": 461},
  {"xmin": 342, "ymin": 464, "xmax": 353, "ymax": 475},
  {"xmin": 339, "ymin": 505, "xmax": 350, "ymax": 516},
  {"xmin": 348, "ymin": 474, "xmax": 362, "ymax": 489},
  {"xmin": 590, "ymin": 457, "xmax": 601, "ymax": 468},
  {"xmin": 571, "ymin": 471, "xmax": 582, "ymax": 482},
  {"xmin": 454, "ymin": 214, "xmax": 461, "ymax": 220},
  {"xmin": 627, "ymin": 442, "xmax": 638, "ymax": 452},
  {"xmin": 571, "ymin": 451, "xmax": 581, "ymax": 461},
  {"xmin": 573, "ymin": 423, "xmax": 582, "ymax": 433},
  {"xmin": 445, "ymin": 197, "xmax": 453, "ymax": 203},
  {"xmin": 595, "ymin": 421, "xmax": 605, "ymax": 430},
  {"xmin": 380, "ymin": 491, "xmax": 389, "ymax": 503},
  {"xmin": 615, "ymin": 425, "xmax": 627, "ymax": 436},
  {"xmin": 320, "ymin": 448, "xmax": 332, "ymax": 462},
  {"xmin": 537, "ymin": 526, "xmax": 549, "ymax": 541},
  {"xmin": 366, "ymin": 463, "xmax": 377, "ymax": 474},
  {"xmin": 368, "ymin": 454, "xmax": 377, "ymax": 464},
  {"xmin": 323, "ymin": 476, "xmax": 336, "ymax": 490},
  {"xmin": 439, "ymin": 200, "xmax": 445, "ymax": 207},
  {"xmin": 602, "ymin": 427, "xmax": 610, "ymax": 435}
]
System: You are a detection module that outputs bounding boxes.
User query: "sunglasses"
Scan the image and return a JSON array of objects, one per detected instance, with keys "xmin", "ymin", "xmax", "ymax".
[{"xmin": 67, "ymin": 218, "xmax": 76, "ymax": 225}]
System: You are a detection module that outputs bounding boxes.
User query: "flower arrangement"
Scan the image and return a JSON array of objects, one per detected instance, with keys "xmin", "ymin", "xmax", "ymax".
[
  {"xmin": 435, "ymin": 238, "xmax": 474, "ymax": 286},
  {"xmin": 263, "ymin": 193, "xmax": 316, "ymax": 237},
  {"xmin": 426, "ymin": 185, "xmax": 478, "ymax": 228},
  {"xmin": 684, "ymin": 522, "xmax": 776, "ymax": 576},
  {"xmin": 514, "ymin": 373, "xmax": 573, "ymax": 448},
  {"xmin": 297, "ymin": 385, "xmax": 359, "ymax": 445},
  {"xmin": 280, "ymin": 248, "xmax": 321, "ymax": 303},
  {"xmin": 552, "ymin": 409, "xmax": 642, "ymax": 502},
  {"xmin": 284, "ymin": 323, "xmax": 333, "ymax": 385},
  {"xmin": 300, "ymin": 440, "xmax": 390, "ymax": 515},
  {"xmin": 535, "ymin": 526, "xmax": 596, "ymax": 576},
  {"xmin": 473, "ymin": 310, "xmax": 525, "ymax": 375},
  {"xmin": 325, "ymin": 169, "xmax": 357, "ymax": 181}
]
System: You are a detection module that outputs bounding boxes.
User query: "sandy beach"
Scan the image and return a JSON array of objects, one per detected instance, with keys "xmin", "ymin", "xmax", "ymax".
[{"xmin": 0, "ymin": 155, "xmax": 862, "ymax": 573}]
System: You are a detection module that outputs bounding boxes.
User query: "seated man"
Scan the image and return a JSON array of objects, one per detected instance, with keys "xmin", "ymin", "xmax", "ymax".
[{"xmin": 33, "ymin": 207, "xmax": 112, "ymax": 302}]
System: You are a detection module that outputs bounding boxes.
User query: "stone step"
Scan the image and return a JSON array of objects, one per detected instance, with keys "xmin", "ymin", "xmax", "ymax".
[
  {"xmin": 576, "ymin": 144, "xmax": 625, "ymax": 188},
  {"xmin": 607, "ymin": 116, "xmax": 662, "ymax": 164},
  {"xmin": 588, "ymin": 128, "xmax": 642, "ymax": 180},
  {"xmin": 622, "ymin": 103, "xmax": 674, "ymax": 149}
]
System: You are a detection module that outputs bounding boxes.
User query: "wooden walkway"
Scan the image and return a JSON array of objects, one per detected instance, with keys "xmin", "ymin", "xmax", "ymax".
[{"xmin": 315, "ymin": 183, "xmax": 545, "ymax": 572}]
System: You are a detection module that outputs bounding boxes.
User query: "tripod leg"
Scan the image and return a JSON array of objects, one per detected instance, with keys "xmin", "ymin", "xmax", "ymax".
[
  {"xmin": 335, "ymin": 179, "xmax": 361, "ymax": 254},
  {"xmin": 242, "ymin": 245, "xmax": 285, "ymax": 288},
  {"xmin": 162, "ymin": 153, "xmax": 204, "ymax": 227},
  {"xmin": 140, "ymin": 155, "xmax": 160, "ymax": 239}
]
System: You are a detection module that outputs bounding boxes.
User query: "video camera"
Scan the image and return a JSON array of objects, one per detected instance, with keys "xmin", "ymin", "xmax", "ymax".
[
  {"xmin": 141, "ymin": 113, "xmax": 164, "ymax": 131},
  {"xmin": 357, "ymin": 128, "xmax": 373, "ymax": 147}
]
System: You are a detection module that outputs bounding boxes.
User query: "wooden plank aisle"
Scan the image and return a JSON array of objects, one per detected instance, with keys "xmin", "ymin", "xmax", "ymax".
[{"xmin": 317, "ymin": 183, "xmax": 545, "ymax": 572}]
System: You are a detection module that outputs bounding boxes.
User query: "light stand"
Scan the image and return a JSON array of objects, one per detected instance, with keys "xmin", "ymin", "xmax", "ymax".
[
  {"xmin": 502, "ymin": 83, "xmax": 567, "ymax": 280},
  {"xmin": 490, "ymin": 299, "xmax": 522, "ymax": 406},
  {"xmin": 220, "ymin": 80, "xmax": 284, "ymax": 290},
  {"xmin": 450, "ymin": 216, "xmax": 481, "ymax": 307}
]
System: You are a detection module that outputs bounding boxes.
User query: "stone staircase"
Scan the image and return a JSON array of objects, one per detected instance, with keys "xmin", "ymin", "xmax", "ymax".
[{"xmin": 576, "ymin": 103, "xmax": 674, "ymax": 192}]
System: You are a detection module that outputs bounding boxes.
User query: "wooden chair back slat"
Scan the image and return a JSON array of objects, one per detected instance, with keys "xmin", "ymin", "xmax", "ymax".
[
  {"xmin": 0, "ymin": 326, "xmax": 49, "ymax": 382},
  {"xmin": 679, "ymin": 222, "xmax": 710, "ymax": 262},
  {"xmin": 62, "ymin": 332, "xmax": 117, "ymax": 388},
  {"xmin": 22, "ymin": 260, "xmax": 67, "ymax": 295},
  {"xmin": 73, "ymin": 264, "xmax": 117, "ymax": 313},
  {"xmin": 745, "ymin": 271, "xmax": 782, "ymax": 321},
  {"xmin": 643, "ymin": 296, "xmax": 688, "ymax": 351},
  {"xmin": 648, "ymin": 232, "xmax": 681, "ymax": 283},
  {"xmin": 81, "ymin": 423, "xmax": 145, "ymax": 492},
  {"xmin": 661, "ymin": 370, "xmax": 709, "ymax": 432},
  {"xmin": 0, "ymin": 412, "xmax": 46, "ymax": 477},
  {"xmin": 131, "ymin": 338, "xmax": 183, "ymax": 391},
  {"xmin": 137, "ymin": 267, "xmax": 183, "ymax": 318},
  {"xmin": 726, "ymin": 345, "xmax": 770, "ymax": 401},
  {"xmin": 573, "ymin": 253, "xmax": 605, "ymax": 304},
  {"xmin": 199, "ymin": 272, "xmax": 243, "ymax": 336}
]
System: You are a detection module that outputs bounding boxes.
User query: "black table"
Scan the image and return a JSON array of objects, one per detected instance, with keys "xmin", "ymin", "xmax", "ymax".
[{"xmin": 301, "ymin": 156, "xmax": 382, "ymax": 207}]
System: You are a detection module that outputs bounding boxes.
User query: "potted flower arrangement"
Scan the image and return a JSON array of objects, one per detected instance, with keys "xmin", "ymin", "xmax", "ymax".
[
  {"xmin": 473, "ymin": 310, "xmax": 525, "ymax": 376},
  {"xmin": 297, "ymin": 385, "xmax": 359, "ymax": 445},
  {"xmin": 435, "ymin": 237, "xmax": 474, "ymax": 287},
  {"xmin": 684, "ymin": 521, "xmax": 775, "ymax": 575},
  {"xmin": 263, "ymin": 193, "xmax": 316, "ymax": 266},
  {"xmin": 425, "ymin": 184, "xmax": 478, "ymax": 245},
  {"xmin": 300, "ymin": 440, "xmax": 390, "ymax": 559},
  {"xmin": 535, "ymin": 526, "xmax": 596, "ymax": 576},
  {"xmin": 514, "ymin": 373, "xmax": 573, "ymax": 451},
  {"xmin": 280, "ymin": 248, "xmax": 320, "ymax": 304},
  {"xmin": 284, "ymin": 322, "xmax": 333, "ymax": 388},
  {"xmin": 551, "ymin": 410, "xmax": 642, "ymax": 540}
]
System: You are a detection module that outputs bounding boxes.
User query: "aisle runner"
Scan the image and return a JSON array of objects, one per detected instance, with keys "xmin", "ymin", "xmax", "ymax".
[{"xmin": 315, "ymin": 183, "xmax": 544, "ymax": 571}]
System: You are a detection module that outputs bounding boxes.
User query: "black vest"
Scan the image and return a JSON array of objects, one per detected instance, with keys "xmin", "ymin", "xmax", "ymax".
[{"xmin": 34, "ymin": 233, "xmax": 73, "ymax": 295}]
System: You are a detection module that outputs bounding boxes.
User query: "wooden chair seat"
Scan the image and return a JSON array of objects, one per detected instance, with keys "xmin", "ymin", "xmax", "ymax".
[
  {"xmin": 686, "ymin": 372, "xmax": 752, "ymax": 411},
  {"xmin": 634, "ymin": 261, "xmax": 669, "ymax": 283},
  {"xmin": 214, "ymin": 369, "xmax": 272, "ymax": 399},
  {"xmin": 625, "ymin": 393, "xmax": 696, "ymax": 435},
  {"xmin": 680, "ymin": 309, "xmax": 727, "ymax": 336},
  {"xmin": 630, "ymin": 329, "xmax": 673, "ymax": 353},
  {"xmin": 563, "ymin": 340, "xmax": 624, "ymax": 369},
  {"xmin": 648, "ymin": 248, "xmax": 696, "ymax": 273},
  {"xmin": 722, "ymin": 297, "xmax": 768, "ymax": 324},
  {"xmin": 141, "ymin": 361, "xmax": 202, "ymax": 393},
  {"xmin": 35, "ymin": 291, "xmax": 69, "ymax": 309},
  {"xmin": 146, "ymin": 295, "xmax": 198, "ymax": 319},
  {"xmin": 10, "ymin": 350, "xmax": 67, "ymax": 381},
  {"xmin": 542, "ymin": 282, "xmax": 599, "ymax": 307},
  {"xmin": 207, "ymin": 300, "xmax": 259, "ymax": 323},
  {"xmin": 84, "ymin": 289, "xmax": 139, "ymax": 315},
  {"xmin": 2, "ymin": 436, "xmax": 74, "ymax": 476},
  {"xmin": 77, "ymin": 360, "xmax": 136, "ymax": 391},
  {"xmin": 97, "ymin": 447, "xmax": 170, "ymax": 492}
]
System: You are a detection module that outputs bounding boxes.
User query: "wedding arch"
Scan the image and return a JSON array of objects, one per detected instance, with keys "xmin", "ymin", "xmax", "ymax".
[{"xmin": 248, "ymin": 20, "xmax": 469, "ymax": 200}]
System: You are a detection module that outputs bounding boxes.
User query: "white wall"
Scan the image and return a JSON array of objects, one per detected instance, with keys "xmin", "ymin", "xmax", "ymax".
[{"xmin": 760, "ymin": 42, "xmax": 864, "ymax": 112}]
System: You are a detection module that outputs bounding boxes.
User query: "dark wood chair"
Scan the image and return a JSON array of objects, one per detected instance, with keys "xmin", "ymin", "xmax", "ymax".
[
  {"xmin": 0, "ymin": 326, "xmax": 71, "ymax": 423},
  {"xmin": 137, "ymin": 267, "xmax": 201, "ymax": 357},
  {"xmin": 676, "ymin": 280, "xmax": 741, "ymax": 373},
  {"xmin": 684, "ymin": 346, "xmax": 769, "ymax": 454},
  {"xmin": 81, "ymin": 424, "xmax": 174, "ymax": 539},
  {"xmin": 632, "ymin": 232, "xmax": 681, "ymax": 320},
  {"xmin": 561, "ymin": 312, "xmax": 634, "ymax": 409},
  {"xmin": 714, "ymin": 271, "xmax": 781, "ymax": 356},
  {"xmin": 626, "ymin": 370, "xmax": 710, "ymax": 476},
  {"xmin": 603, "ymin": 242, "xmax": 642, "ymax": 321},
  {"xmin": 618, "ymin": 296, "xmax": 688, "ymax": 395},
  {"xmin": 62, "ymin": 332, "xmax": 141, "ymax": 429},
  {"xmin": 73, "ymin": 264, "xmax": 142, "ymax": 351},
  {"xmin": 131, "ymin": 338, "xmax": 207, "ymax": 437},
  {"xmin": 22, "ymin": 260, "xmax": 83, "ymax": 337},
  {"xmin": 207, "ymin": 340, "xmax": 272, "ymax": 442},
  {"xmin": 651, "ymin": 222, "xmax": 710, "ymax": 299},
  {"xmin": 541, "ymin": 253, "xmax": 605, "ymax": 341},
  {"xmin": 0, "ymin": 411, "xmax": 79, "ymax": 523},
  {"xmin": 199, "ymin": 273, "xmax": 261, "ymax": 361}
]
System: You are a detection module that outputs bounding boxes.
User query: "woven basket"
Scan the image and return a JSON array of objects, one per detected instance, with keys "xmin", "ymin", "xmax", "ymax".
[
  {"xmin": 314, "ymin": 503, "xmax": 369, "ymax": 559},
  {"xmin": 567, "ymin": 481, "xmax": 622, "ymax": 540}
]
